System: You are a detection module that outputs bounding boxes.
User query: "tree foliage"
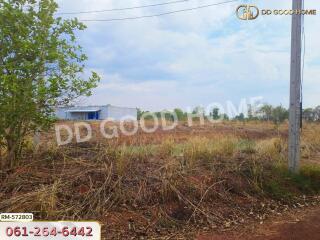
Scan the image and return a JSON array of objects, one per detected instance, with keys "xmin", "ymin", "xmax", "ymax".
[
  {"xmin": 174, "ymin": 108, "xmax": 187, "ymax": 121},
  {"xmin": 271, "ymin": 105, "xmax": 288, "ymax": 124},
  {"xmin": 0, "ymin": 0, "xmax": 100, "ymax": 166},
  {"xmin": 258, "ymin": 104, "xmax": 273, "ymax": 121},
  {"xmin": 234, "ymin": 113, "xmax": 245, "ymax": 121},
  {"xmin": 210, "ymin": 107, "xmax": 220, "ymax": 120},
  {"xmin": 303, "ymin": 106, "xmax": 320, "ymax": 122}
]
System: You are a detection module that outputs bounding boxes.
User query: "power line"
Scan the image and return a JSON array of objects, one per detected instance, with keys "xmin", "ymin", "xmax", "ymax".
[
  {"xmin": 57, "ymin": 0, "xmax": 190, "ymax": 15},
  {"xmin": 79, "ymin": 0, "xmax": 239, "ymax": 22}
]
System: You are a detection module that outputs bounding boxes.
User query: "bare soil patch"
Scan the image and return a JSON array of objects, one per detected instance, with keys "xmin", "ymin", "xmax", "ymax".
[{"xmin": 197, "ymin": 206, "xmax": 320, "ymax": 240}]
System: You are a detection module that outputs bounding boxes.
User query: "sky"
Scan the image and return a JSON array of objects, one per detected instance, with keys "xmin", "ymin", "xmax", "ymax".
[{"xmin": 55, "ymin": 0, "xmax": 320, "ymax": 112}]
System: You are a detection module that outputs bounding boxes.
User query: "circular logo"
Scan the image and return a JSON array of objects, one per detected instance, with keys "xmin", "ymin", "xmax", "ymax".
[{"xmin": 236, "ymin": 5, "xmax": 260, "ymax": 20}]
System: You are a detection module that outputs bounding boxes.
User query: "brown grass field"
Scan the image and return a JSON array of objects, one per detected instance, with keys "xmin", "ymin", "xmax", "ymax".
[{"xmin": 1, "ymin": 121, "xmax": 320, "ymax": 239}]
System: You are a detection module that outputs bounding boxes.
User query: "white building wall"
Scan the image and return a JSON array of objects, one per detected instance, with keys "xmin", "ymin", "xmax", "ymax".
[
  {"xmin": 106, "ymin": 105, "xmax": 137, "ymax": 121},
  {"xmin": 99, "ymin": 106, "xmax": 109, "ymax": 120},
  {"xmin": 55, "ymin": 105, "xmax": 137, "ymax": 121},
  {"xmin": 70, "ymin": 112, "xmax": 88, "ymax": 120}
]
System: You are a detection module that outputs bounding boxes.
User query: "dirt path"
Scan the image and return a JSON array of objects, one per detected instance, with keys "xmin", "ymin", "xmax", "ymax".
[{"xmin": 197, "ymin": 207, "xmax": 320, "ymax": 240}]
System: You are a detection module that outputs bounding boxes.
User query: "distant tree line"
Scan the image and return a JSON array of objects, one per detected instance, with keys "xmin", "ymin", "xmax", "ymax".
[
  {"xmin": 251, "ymin": 104, "xmax": 320, "ymax": 123},
  {"xmin": 249, "ymin": 104, "xmax": 289, "ymax": 124},
  {"xmin": 137, "ymin": 104, "xmax": 320, "ymax": 124},
  {"xmin": 302, "ymin": 106, "xmax": 320, "ymax": 122}
]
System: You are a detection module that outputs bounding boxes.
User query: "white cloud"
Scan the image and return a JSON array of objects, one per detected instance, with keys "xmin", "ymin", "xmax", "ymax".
[
  {"xmin": 96, "ymin": 73, "xmax": 178, "ymax": 93},
  {"xmin": 57, "ymin": 0, "xmax": 320, "ymax": 110}
]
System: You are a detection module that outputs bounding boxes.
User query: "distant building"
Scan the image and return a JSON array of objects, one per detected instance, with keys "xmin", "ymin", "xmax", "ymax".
[{"xmin": 55, "ymin": 105, "xmax": 137, "ymax": 121}]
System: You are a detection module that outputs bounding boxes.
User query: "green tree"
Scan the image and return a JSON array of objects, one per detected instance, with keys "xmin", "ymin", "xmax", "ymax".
[
  {"xmin": 137, "ymin": 108, "xmax": 144, "ymax": 120},
  {"xmin": 191, "ymin": 106, "xmax": 205, "ymax": 123},
  {"xmin": 247, "ymin": 104, "xmax": 253, "ymax": 120},
  {"xmin": 303, "ymin": 108, "xmax": 315, "ymax": 122},
  {"xmin": 174, "ymin": 108, "xmax": 186, "ymax": 121},
  {"xmin": 221, "ymin": 113, "xmax": 229, "ymax": 120},
  {"xmin": 0, "ymin": 0, "xmax": 100, "ymax": 167},
  {"xmin": 272, "ymin": 105, "xmax": 288, "ymax": 124},
  {"xmin": 235, "ymin": 113, "xmax": 245, "ymax": 121},
  {"xmin": 192, "ymin": 106, "xmax": 205, "ymax": 116},
  {"xmin": 259, "ymin": 104, "xmax": 273, "ymax": 121},
  {"xmin": 210, "ymin": 107, "xmax": 220, "ymax": 120}
]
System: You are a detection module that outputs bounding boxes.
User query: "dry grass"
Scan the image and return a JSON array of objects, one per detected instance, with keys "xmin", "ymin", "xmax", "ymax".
[{"xmin": 0, "ymin": 121, "xmax": 320, "ymax": 239}]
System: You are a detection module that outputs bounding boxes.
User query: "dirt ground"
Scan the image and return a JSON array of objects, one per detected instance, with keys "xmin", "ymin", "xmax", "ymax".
[
  {"xmin": 197, "ymin": 206, "xmax": 320, "ymax": 240},
  {"xmin": 2, "ymin": 121, "xmax": 319, "ymax": 239}
]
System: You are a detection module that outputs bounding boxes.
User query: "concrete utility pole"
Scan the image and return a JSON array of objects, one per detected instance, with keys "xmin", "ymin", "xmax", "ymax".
[{"xmin": 288, "ymin": 0, "xmax": 303, "ymax": 173}]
